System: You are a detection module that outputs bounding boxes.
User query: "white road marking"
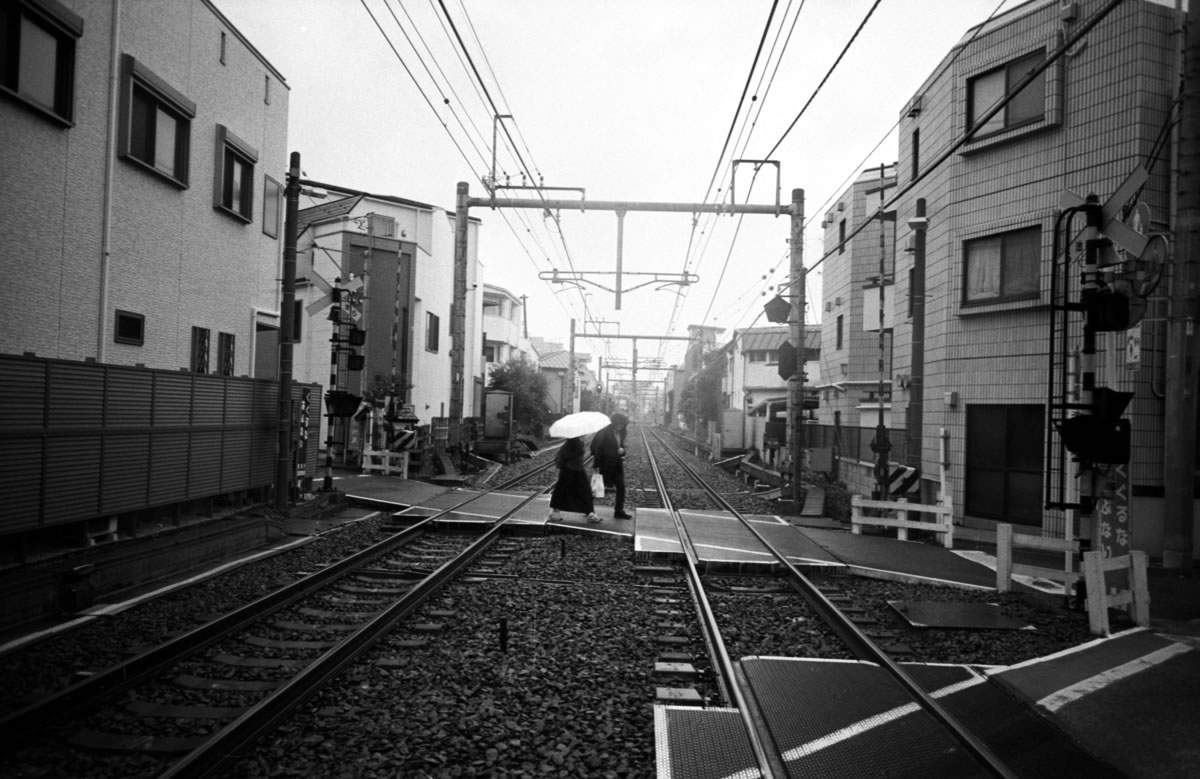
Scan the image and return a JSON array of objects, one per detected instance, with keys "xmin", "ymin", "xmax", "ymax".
[{"xmin": 1037, "ymin": 643, "xmax": 1194, "ymax": 712}]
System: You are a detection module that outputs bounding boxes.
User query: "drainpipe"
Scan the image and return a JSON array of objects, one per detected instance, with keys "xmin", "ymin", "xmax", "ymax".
[
  {"xmin": 908, "ymin": 200, "xmax": 928, "ymax": 481},
  {"xmin": 96, "ymin": 0, "xmax": 122, "ymax": 362}
]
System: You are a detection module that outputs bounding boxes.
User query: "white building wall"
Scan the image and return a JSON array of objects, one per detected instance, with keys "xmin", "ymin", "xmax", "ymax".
[{"xmin": 1, "ymin": 0, "xmax": 288, "ymax": 375}]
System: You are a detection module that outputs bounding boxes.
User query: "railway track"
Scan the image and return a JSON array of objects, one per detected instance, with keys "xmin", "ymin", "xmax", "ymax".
[
  {"xmin": 637, "ymin": 425, "xmax": 1018, "ymax": 778},
  {"xmin": 0, "ymin": 429, "xmax": 1100, "ymax": 777},
  {"xmin": 0, "ymin": 473, "xmax": 556, "ymax": 778}
]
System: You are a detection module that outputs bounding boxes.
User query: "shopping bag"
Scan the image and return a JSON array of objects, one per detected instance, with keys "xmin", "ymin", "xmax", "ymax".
[{"xmin": 590, "ymin": 473, "xmax": 605, "ymax": 499}]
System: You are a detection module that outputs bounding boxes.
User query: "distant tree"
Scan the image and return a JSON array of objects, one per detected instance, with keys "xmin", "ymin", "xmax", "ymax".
[
  {"xmin": 679, "ymin": 352, "xmax": 724, "ymax": 432},
  {"xmin": 487, "ymin": 356, "xmax": 551, "ymax": 436},
  {"xmin": 579, "ymin": 387, "xmax": 597, "ymax": 412}
]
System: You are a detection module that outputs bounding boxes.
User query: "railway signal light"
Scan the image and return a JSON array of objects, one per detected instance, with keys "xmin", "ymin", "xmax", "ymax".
[
  {"xmin": 777, "ymin": 341, "xmax": 797, "ymax": 380},
  {"xmin": 1054, "ymin": 387, "xmax": 1133, "ymax": 464},
  {"xmin": 348, "ymin": 326, "xmax": 366, "ymax": 346}
]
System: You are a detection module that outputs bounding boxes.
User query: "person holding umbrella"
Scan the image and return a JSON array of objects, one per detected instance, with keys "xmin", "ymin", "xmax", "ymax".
[
  {"xmin": 546, "ymin": 411, "xmax": 611, "ymax": 524},
  {"xmin": 591, "ymin": 412, "xmax": 631, "ymax": 519},
  {"xmin": 548, "ymin": 436, "xmax": 599, "ymax": 523}
]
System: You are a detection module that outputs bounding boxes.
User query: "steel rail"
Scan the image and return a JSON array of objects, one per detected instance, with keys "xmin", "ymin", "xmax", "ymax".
[
  {"xmin": 637, "ymin": 427, "xmax": 778, "ymax": 779},
  {"xmin": 163, "ymin": 485, "xmax": 553, "ymax": 778},
  {"xmin": 647, "ymin": 427, "xmax": 1019, "ymax": 779},
  {"xmin": 0, "ymin": 460, "xmax": 558, "ymax": 753}
]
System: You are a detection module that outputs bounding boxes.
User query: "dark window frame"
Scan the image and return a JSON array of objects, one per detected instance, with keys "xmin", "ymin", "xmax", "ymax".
[
  {"xmin": 0, "ymin": 0, "xmax": 82, "ymax": 125},
  {"xmin": 118, "ymin": 53, "xmax": 195, "ymax": 188},
  {"xmin": 213, "ymin": 124, "xmax": 257, "ymax": 223},
  {"xmin": 262, "ymin": 175, "xmax": 281, "ymax": 238},
  {"xmin": 963, "ymin": 225, "xmax": 1041, "ymax": 306},
  {"xmin": 191, "ymin": 326, "xmax": 210, "ymax": 374},
  {"xmin": 838, "ymin": 219, "xmax": 846, "ymax": 254},
  {"xmin": 967, "ymin": 50, "xmax": 1046, "ymax": 139},
  {"xmin": 910, "ymin": 127, "xmax": 920, "ymax": 180},
  {"xmin": 425, "ymin": 312, "xmax": 440, "ymax": 353},
  {"xmin": 836, "ymin": 315, "xmax": 844, "ymax": 350},
  {"xmin": 114, "ymin": 309, "xmax": 144, "ymax": 346},
  {"xmin": 217, "ymin": 332, "xmax": 235, "ymax": 376}
]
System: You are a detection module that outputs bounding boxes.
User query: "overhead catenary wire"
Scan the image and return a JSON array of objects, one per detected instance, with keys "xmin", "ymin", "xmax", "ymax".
[{"xmin": 774, "ymin": 0, "xmax": 1126, "ymax": 302}]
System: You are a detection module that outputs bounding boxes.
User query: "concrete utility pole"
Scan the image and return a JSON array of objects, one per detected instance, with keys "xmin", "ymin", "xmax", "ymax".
[
  {"xmin": 275, "ymin": 151, "xmax": 301, "ymax": 512},
  {"xmin": 788, "ymin": 188, "xmax": 806, "ymax": 506},
  {"xmin": 1165, "ymin": 11, "xmax": 1200, "ymax": 570},
  {"xmin": 450, "ymin": 182, "xmax": 469, "ymax": 439}
]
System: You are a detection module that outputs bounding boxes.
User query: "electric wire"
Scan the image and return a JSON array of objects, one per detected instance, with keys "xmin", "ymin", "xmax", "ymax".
[
  {"xmin": 358, "ymin": 0, "xmax": 485, "ymax": 177},
  {"xmin": 761, "ymin": 0, "xmax": 883, "ymax": 160}
]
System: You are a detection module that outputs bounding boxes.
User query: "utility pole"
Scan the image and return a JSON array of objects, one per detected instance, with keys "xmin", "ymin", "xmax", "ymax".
[
  {"xmin": 568, "ymin": 318, "xmax": 577, "ymax": 414},
  {"xmin": 520, "ymin": 294, "xmax": 528, "ymax": 339},
  {"xmin": 872, "ymin": 166, "xmax": 892, "ymax": 499},
  {"xmin": 275, "ymin": 151, "xmax": 300, "ymax": 512},
  {"xmin": 450, "ymin": 182, "xmax": 469, "ymax": 440},
  {"xmin": 788, "ymin": 188, "xmax": 806, "ymax": 507},
  {"xmin": 1165, "ymin": 11, "xmax": 1200, "ymax": 570}
]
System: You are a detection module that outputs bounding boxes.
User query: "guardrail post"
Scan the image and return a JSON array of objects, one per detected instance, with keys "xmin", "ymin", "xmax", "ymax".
[{"xmin": 996, "ymin": 523, "xmax": 1013, "ymax": 592}]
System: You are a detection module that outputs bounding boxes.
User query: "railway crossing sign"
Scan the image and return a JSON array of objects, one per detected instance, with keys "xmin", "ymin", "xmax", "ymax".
[
  {"xmin": 305, "ymin": 271, "xmax": 364, "ymax": 315},
  {"xmin": 1059, "ymin": 165, "xmax": 1150, "ymax": 260}
]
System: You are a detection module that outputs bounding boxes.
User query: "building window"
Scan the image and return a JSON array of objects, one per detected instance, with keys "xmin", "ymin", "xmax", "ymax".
[
  {"xmin": 262, "ymin": 175, "xmax": 281, "ymax": 238},
  {"xmin": 191, "ymin": 327, "xmax": 210, "ymax": 373},
  {"xmin": 214, "ymin": 124, "xmax": 257, "ymax": 222},
  {"xmin": 219, "ymin": 30, "xmax": 226, "ymax": 64},
  {"xmin": 114, "ymin": 310, "xmax": 144, "ymax": 346},
  {"xmin": 968, "ymin": 50, "xmax": 1045, "ymax": 138},
  {"xmin": 965, "ymin": 404, "xmax": 1043, "ymax": 525},
  {"xmin": 264, "ymin": 74, "xmax": 270, "ymax": 104},
  {"xmin": 910, "ymin": 128, "xmax": 919, "ymax": 180},
  {"xmin": 836, "ymin": 315, "xmax": 844, "ymax": 349},
  {"xmin": 217, "ymin": 332, "xmax": 235, "ymax": 376},
  {"xmin": 0, "ymin": 0, "xmax": 82, "ymax": 125},
  {"xmin": 425, "ymin": 312, "xmax": 440, "ymax": 352},
  {"xmin": 483, "ymin": 344, "xmax": 496, "ymax": 362},
  {"xmin": 838, "ymin": 219, "xmax": 846, "ymax": 254},
  {"xmin": 964, "ymin": 226, "xmax": 1040, "ymax": 304},
  {"xmin": 119, "ymin": 54, "xmax": 195, "ymax": 187}
]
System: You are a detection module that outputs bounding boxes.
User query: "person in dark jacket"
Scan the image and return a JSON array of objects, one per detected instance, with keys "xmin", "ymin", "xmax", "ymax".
[
  {"xmin": 590, "ymin": 413, "xmax": 631, "ymax": 519},
  {"xmin": 549, "ymin": 436, "xmax": 599, "ymax": 523}
]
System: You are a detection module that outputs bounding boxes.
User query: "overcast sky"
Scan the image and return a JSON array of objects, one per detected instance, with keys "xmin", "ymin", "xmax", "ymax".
[{"xmin": 216, "ymin": 0, "xmax": 1019, "ymax": 368}]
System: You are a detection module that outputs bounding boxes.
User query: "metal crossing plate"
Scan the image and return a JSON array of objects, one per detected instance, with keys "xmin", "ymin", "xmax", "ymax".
[{"xmin": 887, "ymin": 600, "xmax": 1033, "ymax": 630}]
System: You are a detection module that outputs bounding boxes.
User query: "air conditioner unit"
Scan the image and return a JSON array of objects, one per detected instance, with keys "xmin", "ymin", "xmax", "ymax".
[
  {"xmin": 825, "ymin": 302, "xmax": 832, "ymax": 312},
  {"xmin": 834, "ymin": 296, "xmax": 842, "ymax": 306}
]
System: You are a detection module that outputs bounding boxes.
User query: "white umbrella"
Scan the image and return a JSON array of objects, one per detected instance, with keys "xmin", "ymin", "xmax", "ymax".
[{"xmin": 548, "ymin": 411, "xmax": 611, "ymax": 439}]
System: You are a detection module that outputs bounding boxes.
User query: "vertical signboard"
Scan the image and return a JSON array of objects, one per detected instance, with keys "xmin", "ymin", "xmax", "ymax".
[{"xmin": 1094, "ymin": 463, "xmax": 1130, "ymax": 593}]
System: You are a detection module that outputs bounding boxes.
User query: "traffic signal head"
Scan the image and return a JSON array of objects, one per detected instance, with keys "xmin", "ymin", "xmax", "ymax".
[
  {"xmin": 1055, "ymin": 415, "xmax": 1130, "ymax": 464},
  {"xmin": 348, "ymin": 326, "xmax": 366, "ymax": 346},
  {"xmin": 777, "ymin": 341, "xmax": 797, "ymax": 380},
  {"xmin": 328, "ymin": 304, "xmax": 341, "ymax": 322}
]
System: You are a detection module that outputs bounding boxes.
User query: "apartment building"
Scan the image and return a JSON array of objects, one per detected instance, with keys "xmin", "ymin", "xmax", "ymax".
[
  {"xmin": 884, "ymin": 0, "xmax": 1188, "ymax": 554},
  {"xmin": 2, "ymin": 0, "xmax": 289, "ymax": 374},
  {"xmin": 482, "ymin": 283, "xmax": 534, "ymax": 380},
  {"xmin": 292, "ymin": 183, "xmax": 483, "ymax": 460}
]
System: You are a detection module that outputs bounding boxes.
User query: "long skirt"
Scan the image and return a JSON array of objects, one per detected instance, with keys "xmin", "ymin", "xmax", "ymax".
[{"xmin": 550, "ymin": 469, "xmax": 594, "ymax": 514}]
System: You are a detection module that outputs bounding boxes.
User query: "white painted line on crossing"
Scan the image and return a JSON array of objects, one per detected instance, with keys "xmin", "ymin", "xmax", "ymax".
[
  {"xmin": 745, "ymin": 674, "xmax": 987, "ymax": 769},
  {"xmin": 1037, "ymin": 642, "xmax": 1193, "ymax": 712},
  {"xmin": 991, "ymin": 627, "xmax": 1147, "ymax": 673}
]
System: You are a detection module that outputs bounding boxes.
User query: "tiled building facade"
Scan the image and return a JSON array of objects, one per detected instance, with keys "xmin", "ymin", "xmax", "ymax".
[
  {"xmin": 1, "ymin": 0, "xmax": 289, "ymax": 376},
  {"xmin": 882, "ymin": 0, "xmax": 1190, "ymax": 554}
]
